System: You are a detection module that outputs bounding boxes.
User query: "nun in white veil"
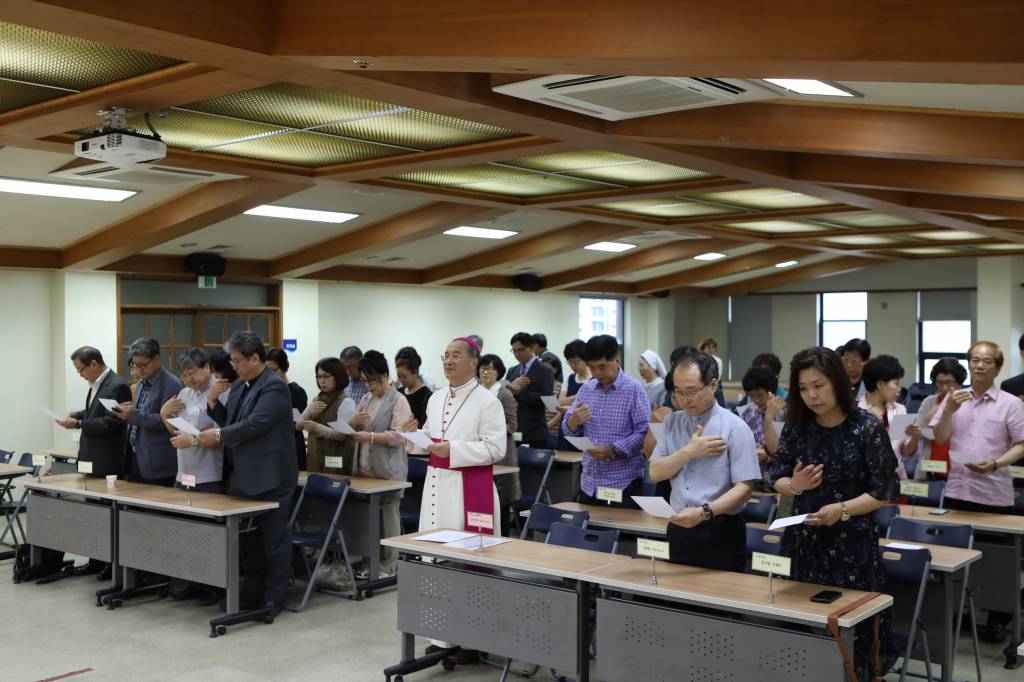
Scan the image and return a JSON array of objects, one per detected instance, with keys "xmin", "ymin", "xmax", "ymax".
[{"xmin": 638, "ymin": 349, "xmax": 667, "ymax": 409}]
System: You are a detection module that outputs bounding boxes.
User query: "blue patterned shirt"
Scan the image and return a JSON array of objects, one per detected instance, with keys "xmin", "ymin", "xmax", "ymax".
[
  {"xmin": 346, "ymin": 378, "xmax": 368, "ymax": 405},
  {"xmin": 563, "ymin": 369, "xmax": 651, "ymax": 495}
]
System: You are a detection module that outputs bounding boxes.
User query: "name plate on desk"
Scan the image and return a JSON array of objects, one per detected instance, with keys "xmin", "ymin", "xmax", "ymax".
[
  {"xmin": 636, "ymin": 538, "xmax": 670, "ymax": 560},
  {"xmin": 77, "ymin": 460, "xmax": 93, "ymax": 474},
  {"xmin": 324, "ymin": 456, "xmax": 346, "ymax": 469},
  {"xmin": 467, "ymin": 511, "xmax": 493, "ymax": 531},
  {"xmin": 919, "ymin": 460, "xmax": 948, "ymax": 474},
  {"xmin": 32, "ymin": 454, "xmax": 47, "ymax": 467},
  {"xmin": 596, "ymin": 486, "xmax": 622, "ymax": 503},
  {"xmin": 513, "ymin": 432, "xmax": 523, "ymax": 442},
  {"xmin": 752, "ymin": 552, "xmax": 791, "ymax": 577},
  {"xmin": 900, "ymin": 481, "xmax": 929, "ymax": 498},
  {"xmin": 1011, "ymin": 465, "xmax": 1024, "ymax": 479}
]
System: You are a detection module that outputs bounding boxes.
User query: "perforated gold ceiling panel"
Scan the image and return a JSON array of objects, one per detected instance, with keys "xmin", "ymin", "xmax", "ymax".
[
  {"xmin": 697, "ymin": 187, "xmax": 833, "ymax": 210},
  {"xmin": 391, "ymin": 164, "xmax": 596, "ymax": 197},
  {"xmin": 0, "ymin": 21, "xmax": 179, "ymax": 90},
  {"xmin": 594, "ymin": 198, "xmax": 732, "ymax": 218},
  {"xmin": 506, "ymin": 150, "xmax": 711, "ymax": 186},
  {"xmin": 0, "ymin": 80, "xmax": 62, "ymax": 113},
  {"xmin": 820, "ymin": 212, "xmax": 922, "ymax": 229}
]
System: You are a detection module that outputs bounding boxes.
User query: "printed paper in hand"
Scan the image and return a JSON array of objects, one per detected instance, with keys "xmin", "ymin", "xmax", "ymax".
[
  {"xmin": 443, "ymin": 535, "xmax": 512, "ymax": 550},
  {"xmin": 889, "ymin": 414, "xmax": 918, "ymax": 440},
  {"xmin": 649, "ymin": 422, "xmax": 665, "ymax": 443},
  {"xmin": 98, "ymin": 398, "xmax": 120, "ymax": 412},
  {"xmin": 167, "ymin": 417, "xmax": 200, "ymax": 436},
  {"xmin": 328, "ymin": 419, "xmax": 356, "ymax": 435},
  {"xmin": 36, "ymin": 405, "xmax": 61, "ymax": 420},
  {"xmin": 949, "ymin": 450, "xmax": 978, "ymax": 465},
  {"xmin": 769, "ymin": 514, "xmax": 809, "ymax": 530},
  {"xmin": 417, "ymin": 530, "xmax": 476, "ymax": 543},
  {"xmin": 292, "ymin": 408, "xmax": 303, "ymax": 425},
  {"xmin": 632, "ymin": 496, "xmax": 676, "ymax": 518},
  {"xmin": 565, "ymin": 435, "xmax": 598, "ymax": 452},
  {"xmin": 397, "ymin": 430, "xmax": 432, "ymax": 449},
  {"xmin": 541, "ymin": 395, "xmax": 560, "ymax": 411}
]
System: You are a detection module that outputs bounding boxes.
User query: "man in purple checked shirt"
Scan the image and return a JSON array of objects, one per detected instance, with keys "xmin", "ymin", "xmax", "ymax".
[{"xmin": 563, "ymin": 334, "xmax": 651, "ymax": 508}]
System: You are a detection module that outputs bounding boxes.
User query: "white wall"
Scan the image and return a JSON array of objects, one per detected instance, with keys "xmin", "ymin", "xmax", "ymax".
[
  {"xmin": 281, "ymin": 280, "xmax": 321, "ymax": 393},
  {"xmin": 977, "ymin": 255, "xmax": 1024, "ymax": 380},
  {"xmin": 769, "ymin": 257, "xmax": 978, "ymax": 293},
  {"xmin": 867, "ymin": 291, "xmax": 919, "ymax": 381},
  {"xmin": 770, "ymin": 293, "xmax": 818, "ymax": 381}
]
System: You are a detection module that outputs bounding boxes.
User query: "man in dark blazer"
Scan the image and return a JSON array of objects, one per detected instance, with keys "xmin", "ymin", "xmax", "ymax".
[
  {"xmin": 200, "ymin": 331, "xmax": 297, "ymax": 614},
  {"xmin": 506, "ymin": 332, "xmax": 555, "ymax": 448},
  {"xmin": 57, "ymin": 346, "xmax": 131, "ymax": 577},
  {"xmin": 115, "ymin": 337, "xmax": 181, "ymax": 486}
]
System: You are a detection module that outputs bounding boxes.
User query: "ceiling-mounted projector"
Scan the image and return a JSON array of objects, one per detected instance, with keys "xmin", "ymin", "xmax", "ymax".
[{"xmin": 74, "ymin": 106, "xmax": 166, "ymax": 166}]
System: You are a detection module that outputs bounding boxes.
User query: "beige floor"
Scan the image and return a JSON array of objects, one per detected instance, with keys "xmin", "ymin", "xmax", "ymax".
[{"xmin": 0, "ymin": 552, "xmax": 1019, "ymax": 682}]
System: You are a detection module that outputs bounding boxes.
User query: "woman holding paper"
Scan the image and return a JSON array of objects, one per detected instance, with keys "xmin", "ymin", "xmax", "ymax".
[
  {"xmin": 857, "ymin": 355, "xmax": 918, "ymax": 480},
  {"xmin": 300, "ymin": 357, "xmax": 356, "ymax": 474},
  {"xmin": 769, "ymin": 347, "xmax": 899, "ymax": 679},
  {"xmin": 911, "ymin": 358, "xmax": 966, "ymax": 481}
]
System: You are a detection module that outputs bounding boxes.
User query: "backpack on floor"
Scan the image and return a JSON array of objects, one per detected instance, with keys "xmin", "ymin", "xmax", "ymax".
[{"xmin": 11, "ymin": 544, "xmax": 73, "ymax": 583}]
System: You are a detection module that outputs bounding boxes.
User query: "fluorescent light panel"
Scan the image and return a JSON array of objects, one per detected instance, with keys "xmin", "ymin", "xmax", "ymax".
[
  {"xmin": 585, "ymin": 241, "xmax": 637, "ymax": 253},
  {"xmin": 764, "ymin": 79, "xmax": 856, "ymax": 97},
  {"xmin": 694, "ymin": 252, "xmax": 727, "ymax": 261},
  {"xmin": 775, "ymin": 260, "xmax": 799, "ymax": 268},
  {"xmin": 444, "ymin": 225, "xmax": 518, "ymax": 240},
  {"xmin": 0, "ymin": 177, "xmax": 135, "ymax": 202},
  {"xmin": 244, "ymin": 204, "xmax": 359, "ymax": 224}
]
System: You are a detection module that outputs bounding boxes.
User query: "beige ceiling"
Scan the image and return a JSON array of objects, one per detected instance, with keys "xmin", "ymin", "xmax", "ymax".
[
  {"xmin": 695, "ymin": 252, "xmax": 840, "ymax": 288},
  {"xmin": 610, "ymin": 243, "xmax": 772, "ymax": 282}
]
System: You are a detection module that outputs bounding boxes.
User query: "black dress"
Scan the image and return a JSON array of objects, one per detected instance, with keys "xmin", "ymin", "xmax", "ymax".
[
  {"xmin": 402, "ymin": 385, "xmax": 432, "ymax": 429},
  {"xmin": 769, "ymin": 408, "xmax": 900, "ymax": 678},
  {"xmin": 288, "ymin": 381, "xmax": 308, "ymax": 470}
]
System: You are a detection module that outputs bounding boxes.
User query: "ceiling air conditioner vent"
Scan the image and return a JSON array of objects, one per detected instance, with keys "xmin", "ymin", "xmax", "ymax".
[
  {"xmin": 49, "ymin": 162, "xmax": 245, "ymax": 187},
  {"xmin": 494, "ymin": 75, "xmax": 775, "ymax": 120}
]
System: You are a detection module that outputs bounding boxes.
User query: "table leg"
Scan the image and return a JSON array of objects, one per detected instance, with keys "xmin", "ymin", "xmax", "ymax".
[
  {"xmin": 95, "ymin": 501, "xmax": 121, "ymax": 607},
  {"xmin": 576, "ymin": 580, "xmax": 590, "ymax": 682},
  {"xmin": 1005, "ymin": 534, "xmax": 1022, "ymax": 669},
  {"xmin": 942, "ymin": 570, "xmax": 955, "ymax": 682},
  {"xmin": 226, "ymin": 515, "xmax": 240, "ymax": 615},
  {"xmin": 362, "ymin": 493, "xmax": 381, "ymax": 597}
]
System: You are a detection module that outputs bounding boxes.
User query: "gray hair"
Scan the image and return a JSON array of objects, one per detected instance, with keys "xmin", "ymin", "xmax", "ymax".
[
  {"xmin": 225, "ymin": 331, "xmax": 266, "ymax": 362},
  {"xmin": 128, "ymin": 337, "xmax": 160, "ymax": 360},
  {"xmin": 177, "ymin": 348, "xmax": 209, "ymax": 372},
  {"xmin": 339, "ymin": 345, "xmax": 363, "ymax": 361},
  {"xmin": 674, "ymin": 351, "xmax": 720, "ymax": 385}
]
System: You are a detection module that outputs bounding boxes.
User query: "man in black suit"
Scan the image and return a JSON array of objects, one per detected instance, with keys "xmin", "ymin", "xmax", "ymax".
[
  {"xmin": 200, "ymin": 331, "xmax": 297, "ymax": 614},
  {"xmin": 1000, "ymin": 333, "xmax": 1024, "ymax": 397},
  {"xmin": 56, "ymin": 346, "xmax": 131, "ymax": 577},
  {"xmin": 506, "ymin": 332, "xmax": 555, "ymax": 448}
]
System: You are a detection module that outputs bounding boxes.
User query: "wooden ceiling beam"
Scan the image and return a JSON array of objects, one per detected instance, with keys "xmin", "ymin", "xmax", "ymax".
[
  {"xmin": 422, "ymin": 221, "xmax": 639, "ymax": 285},
  {"xmin": 542, "ymin": 238, "xmax": 737, "ymax": 290},
  {"xmin": 269, "ymin": 202, "xmax": 502, "ymax": 279},
  {"xmin": 711, "ymin": 256, "xmax": 870, "ymax": 296},
  {"xmin": 297, "ymin": 265, "xmax": 423, "ymax": 285},
  {"xmin": 521, "ymin": 179, "xmax": 754, "ymax": 209},
  {"xmin": 0, "ymin": 246, "xmax": 62, "ymax": 269},
  {"xmin": 61, "ymin": 178, "xmax": 308, "ymax": 270},
  {"xmin": 270, "ymin": 0, "xmax": 1024, "ymax": 83},
  {"xmin": 903, "ymin": 194, "xmax": 1024, "ymax": 220},
  {"xmin": 98, "ymin": 253, "xmax": 272, "ymax": 280},
  {"xmin": 562, "ymin": 280, "xmax": 637, "ymax": 295},
  {"xmin": 632, "ymin": 246, "xmax": 811, "ymax": 295}
]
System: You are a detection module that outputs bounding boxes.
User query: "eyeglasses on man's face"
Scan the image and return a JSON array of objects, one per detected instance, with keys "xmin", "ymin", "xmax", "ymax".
[
  {"xmin": 130, "ymin": 357, "xmax": 153, "ymax": 371},
  {"xmin": 672, "ymin": 384, "xmax": 709, "ymax": 399},
  {"xmin": 968, "ymin": 356, "xmax": 996, "ymax": 367},
  {"xmin": 441, "ymin": 352, "xmax": 466, "ymax": 363}
]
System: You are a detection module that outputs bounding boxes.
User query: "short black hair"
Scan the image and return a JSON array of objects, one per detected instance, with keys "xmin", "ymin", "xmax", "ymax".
[
  {"xmin": 1019, "ymin": 333, "xmax": 1024, "ymax": 352},
  {"xmin": 751, "ymin": 352, "xmax": 782, "ymax": 377},
  {"xmin": 225, "ymin": 331, "xmax": 267, "ymax": 362},
  {"xmin": 930, "ymin": 357, "xmax": 967, "ymax": 385},
  {"xmin": 510, "ymin": 332, "xmax": 535, "ymax": 348},
  {"xmin": 672, "ymin": 352, "xmax": 719, "ymax": 387},
  {"xmin": 583, "ymin": 334, "xmax": 619, "ymax": 362},
  {"xmin": 669, "ymin": 345, "xmax": 698, "ymax": 366},
  {"xmin": 177, "ymin": 348, "xmax": 209, "ymax": 372},
  {"xmin": 786, "ymin": 347, "xmax": 856, "ymax": 427},
  {"xmin": 742, "ymin": 365, "xmax": 779, "ymax": 394},
  {"xmin": 357, "ymin": 350, "xmax": 389, "ymax": 381},
  {"xmin": 477, "ymin": 353, "xmax": 506, "ymax": 379},
  {"xmin": 340, "ymin": 346, "xmax": 363, "ymax": 361},
  {"xmin": 129, "ymin": 337, "xmax": 160, "ymax": 359},
  {"xmin": 541, "ymin": 354, "xmax": 562, "ymax": 376},
  {"xmin": 70, "ymin": 346, "xmax": 104, "ymax": 367},
  {"xmin": 563, "ymin": 339, "xmax": 586, "ymax": 360},
  {"xmin": 394, "ymin": 346, "xmax": 422, "ymax": 372},
  {"xmin": 532, "ymin": 333, "xmax": 548, "ymax": 349},
  {"xmin": 208, "ymin": 350, "xmax": 238, "ymax": 383},
  {"xmin": 841, "ymin": 338, "xmax": 871, "ymax": 362},
  {"xmin": 315, "ymin": 356, "xmax": 349, "ymax": 392},
  {"xmin": 862, "ymin": 354, "xmax": 905, "ymax": 392},
  {"xmin": 266, "ymin": 347, "xmax": 289, "ymax": 373}
]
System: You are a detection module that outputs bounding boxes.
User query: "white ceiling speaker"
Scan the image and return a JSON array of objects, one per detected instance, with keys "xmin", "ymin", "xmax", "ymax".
[{"xmin": 49, "ymin": 162, "xmax": 245, "ymax": 187}]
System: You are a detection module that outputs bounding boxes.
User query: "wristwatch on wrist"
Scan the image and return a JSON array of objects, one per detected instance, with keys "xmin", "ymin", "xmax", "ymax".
[
  {"xmin": 840, "ymin": 502, "xmax": 850, "ymax": 522},
  {"xmin": 214, "ymin": 428, "xmax": 222, "ymax": 444},
  {"xmin": 701, "ymin": 503, "xmax": 714, "ymax": 522},
  {"xmin": 191, "ymin": 435, "xmax": 199, "ymax": 448}
]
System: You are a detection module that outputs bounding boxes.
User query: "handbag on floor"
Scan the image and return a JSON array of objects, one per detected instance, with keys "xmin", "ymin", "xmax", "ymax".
[{"xmin": 11, "ymin": 544, "xmax": 74, "ymax": 583}]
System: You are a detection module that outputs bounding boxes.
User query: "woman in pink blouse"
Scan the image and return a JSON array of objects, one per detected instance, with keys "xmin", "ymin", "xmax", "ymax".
[{"xmin": 857, "ymin": 355, "xmax": 919, "ymax": 480}]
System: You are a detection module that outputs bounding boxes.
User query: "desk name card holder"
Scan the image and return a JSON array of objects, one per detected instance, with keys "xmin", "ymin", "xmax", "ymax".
[
  {"xmin": 636, "ymin": 538, "xmax": 670, "ymax": 585},
  {"xmin": 467, "ymin": 511, "xmax": 493, "ymax": 551},
  {"xmin": 596, "ymin": 486, "xmax": 622, "ymax": 521},
  {"xmin": 181, "ymin": 473, "xmax": 196, "ymax": 506},
  {"xmin": 900, "ymin": 480, "xmax": 929, "ymax": 517},
  {"xmin": 919, "ymin": 459, "xmax": 948, "ymax": 474},
  {"xmin": 32, "ymin": 453, "xmax": 46, "ymax": 480},
  {"xmin": 752, "ymin": 552, "xmax": 791, "ymax": 604},
  {"xmin": 1011, "ymin": 465, "xmax": 1024, "ymax": 479}
]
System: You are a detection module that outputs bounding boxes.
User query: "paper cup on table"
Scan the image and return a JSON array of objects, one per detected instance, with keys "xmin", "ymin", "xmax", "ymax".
[{"xmin": 105, "ymin": 475, "xmax": 117, "ymax": 488}]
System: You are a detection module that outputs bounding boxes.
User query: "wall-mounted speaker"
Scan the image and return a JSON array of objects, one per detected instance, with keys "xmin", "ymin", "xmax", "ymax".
[
  {"xmin": 184, "ymin": 252, "xmax": 227, "ymax": 277},
  {"xmin": 512, "ymin": 273, "xmax": 542, "ymax": 292}
]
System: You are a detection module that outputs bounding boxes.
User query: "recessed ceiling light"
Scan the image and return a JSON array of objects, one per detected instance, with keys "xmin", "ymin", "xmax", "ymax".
[
  {"xmin": 694, "ymin": 252, "xmax": 727, "ymax": 261},
  {"xmin": 244, "ymin": 205, "xmax": 359, "ymax": 224},
  {"xmin": 775, "ymin": 260, "xmax": 799, "ymax": 268},
  {"xmin": 764, "ymin": 79, "xmax": 857, "ymax": 97},
  {"xmin": 444, "ymin": 226, "xmax": 518, "ymax": 239},
  {"xmin": 585, "ymin": 242, "xmax": 637, "ymax": 253},
  {"xmin": 0, "ymin": 177, "xmax": 135, "ymax": 202}
]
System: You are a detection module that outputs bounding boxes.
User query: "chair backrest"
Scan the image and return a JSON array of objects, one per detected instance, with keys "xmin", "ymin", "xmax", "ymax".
[
  {"xmin": 520, "ymin": 502, "xmax": 588, "ymax": 539},
  {"xmin": 745, "ymin": 526, "xmax": 784, "ymax": 556},
  {"xmin": 399, "ymin": 457, "xmax": 429, "ymax": 518},
  {"xmin": 545, "ymin": 522, "xmax": 619, "ymax": 554},
  {"xmin": 740, "ymin": 496, "xmax": 777, "ymax": 525},
  {"xmin": 905, "ymin": 382, "xmax": 937, "ymax": 414},
  {"xmin": 0, "ymin": 449, "xmax": 13, "ymax": 464},
  {"xmin": 516, "ymin": 446, "xmax": 555, "ymax": 504},
  {"xmin": 880, "ymin": 545, "xmax": 932, "ymax": 584},
  {"xmin": 1013, "ymin": 488, "xmax": 1024, "ymax": 513},
  {"xmin": 906, "ymin": 480, "xmax": 945, "ymax": 508},
  {"xmin": 888, "ymin": 517, "xmax": 973, "ymax": 549},
  {"xmin": 17, "ymin": 452, "xmax": 34, "ymax": 468},
  {"xmin": 302, "ymin": 474, "xmax": 351, "ymax": 502},
  {"xmin": 641, "ymin": 480, "xmax": 658, "ymax": 497},
  {"xmin": 407, "ymin": 456, "xmax": 428, "ymax": 484},
  {"xmin": 874, "ymin": 505, "xmax": 899, "ymax": 534}
]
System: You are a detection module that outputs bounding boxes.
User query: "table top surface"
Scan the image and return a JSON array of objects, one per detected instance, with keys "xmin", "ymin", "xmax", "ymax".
[
  {"xmin": 46, "ymin": 447, "xmax": 78, "ymax": 459},
  {"xmin": 535, "ymin": 502, "xmax": 669, "ymax": 535},
  {"xmin": 0, "ymin": 463, "xmax": 32, "ymax": 476},
  {"xmin": 25, "ymin": 474, "xmax": 278, "ymax": 517},
  {"xmin": 298, "ymin": 471, "xmax": 412, "ymax": 494},
  {"xmin": 553, "ymin": 450, "xmax": 582, "ymax": 464},
  {"xmin": 898, "ymin": 505, "xmax": 1024, "ymax": 534},
  {"xmin": 383, "ymin": 530, "xmax": 631, "ymax": 580},
  {"xmin": 582, "ymin": 559, "xmax": 892, "ymax": 629}
]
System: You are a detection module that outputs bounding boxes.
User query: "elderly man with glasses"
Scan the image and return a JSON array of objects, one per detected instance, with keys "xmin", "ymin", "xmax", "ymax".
[{"xmin": 114, "ymin": 337, "xmax": 182, "ymax": 486}]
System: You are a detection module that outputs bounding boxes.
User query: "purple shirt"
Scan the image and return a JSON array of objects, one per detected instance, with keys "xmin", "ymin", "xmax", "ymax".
[
  {"xmin": 563, "ymin": 369, "xmax": 651, "ymax": 495},
  {"xmin": 930, "ymin": 384, "xmax": 1024, "ymax": 506}
]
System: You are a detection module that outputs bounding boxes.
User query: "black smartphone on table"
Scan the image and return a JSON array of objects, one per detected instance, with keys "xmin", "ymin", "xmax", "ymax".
[{"xmin": 810, "ymin": 589, "xmax": 842, "ymax": 604}]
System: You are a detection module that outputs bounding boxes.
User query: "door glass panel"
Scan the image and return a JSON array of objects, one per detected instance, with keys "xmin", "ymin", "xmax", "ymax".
[
  {"xmin": 173, "ymin": 314, "xmax": 195, "ymax": 345},
  {"xmin": 122, "ymin": 313, "xmax": 146, "ymax": 342},
  {"xmin": 227, "ymin": 314, "xmax": 248, "ymax": 336},
  {"xmin": 149, "ymin": 314, "xmax": 170, "ymax": 345},
  {"xmin": 204, "ymin": 314, "xmax": 225, "ymax": 344},
  {"xmin": 251, "ymin": 314, "xmax": 269, "ymax": 341}
]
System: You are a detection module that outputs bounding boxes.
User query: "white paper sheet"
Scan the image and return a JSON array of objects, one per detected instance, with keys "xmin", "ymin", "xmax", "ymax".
[
  {"xmin": 885, "ymin": 542, "xmax": 925, "ymax": 551},
  {"xmin": 889, "ymin": 413, "xmax": 917, "ymax": 439},
  {"xmin": 631, "ymin": 495, "xmax": 676, "ymax": 518},
  {"xmin": 417, "ymin": 530, "xmax": 477, "ymax": 543},
  {"xmin": 649, "ymin": 422, "xmax": 665, "ymax": 443},
  {"xmin": 328, "ymin": 419, "xmax": 356, "ymax": 435},
  {"xmin": 541, "ymin": 395, "xmax": 559, "ymax": 411},
  {"xmin": 167, "ymin": 417, "xmax": 199, "ymax": 436},
  {"xmin": 292, "ymin": 408, "xmax": 303, "ymax": 425},
  {"xmin": 98, "ymin": 398, "xmax": 120, "ymax": 412},
  {"xmin": 442, "ymin": 535, "xmax": 512, "ymax": 550},
  {"xmin": 565, "ymin": 435, "xmax": 598, "ymax": 452},
  {"xmin": 921, "ymin": 426, "xmax": 935, "ymax": 440},
  {"xmin": 397, "ymin": 429, "xmax": 433, "ymax": 449},
  {"xmin": 769, "ymin": 514, "xmax": 809, "ymax": 530},
  {"xmin": 36, "ymin": 405, "xmax": 61, "ymax": 420},
  {"xmin": 949, "ymin": 450, "xmax": 978, "ymax": 465},
  {"xmin": 768, "ymin": 419, "xmax": 782, "ymax": 438}
]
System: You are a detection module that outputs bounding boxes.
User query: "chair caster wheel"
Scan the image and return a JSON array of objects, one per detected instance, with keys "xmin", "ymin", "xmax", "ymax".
[
  {"xmin": 365, "ymin": 590, "xmax": 374, "ymax": 598},
  {"xmin": 442, "ymin": 657, "xmax": 456, "ymax": 671},
  {"xmin": 264, "ymin": 615, "xmax": 275, "ymax": 624}
]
